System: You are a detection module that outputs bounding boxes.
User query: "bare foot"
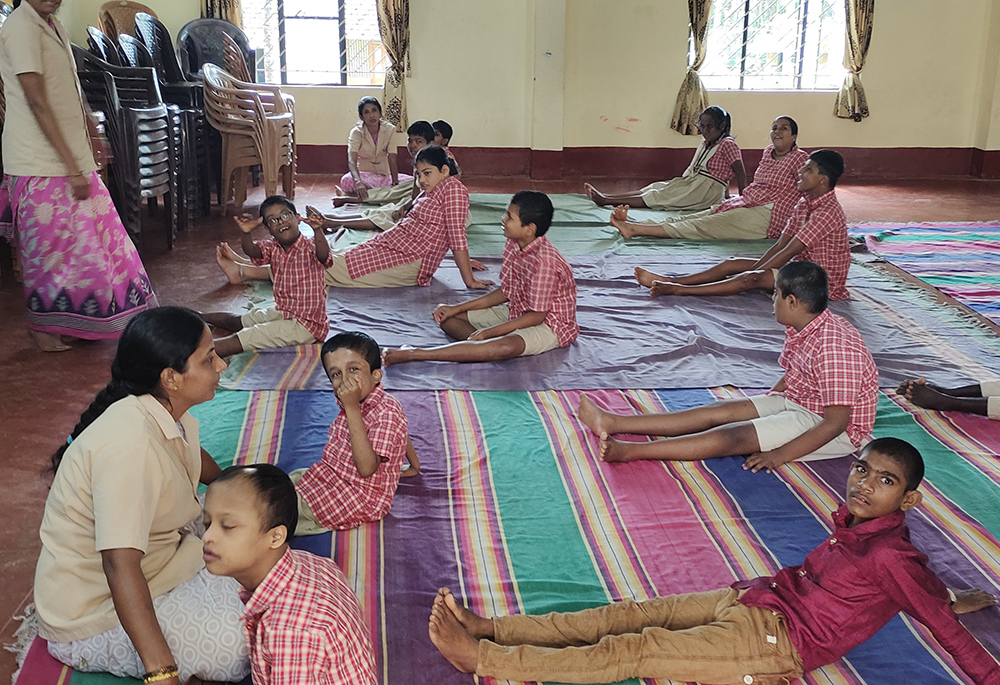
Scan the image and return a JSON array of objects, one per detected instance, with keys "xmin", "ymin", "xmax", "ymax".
[
  {"xmin": 649, "ymin": 281, "xmax": 681, "ymax": 298},
  {"xmin": 904, "ymin": 382, "xmax": 955, "ymax": 411},
  {"xmin": 428, "ymin": 602, "xmax": 478, "ymax": 674},
  {"xmin": 216, "ymin": 244, "xmax": 243, "ymax": 285},
  {"xmin": 29, "ymin": 329, "xmax": 71, "ymax": 352},
  {"xmin": 609, "ymin": 205, "xmax": 635, "ymax": 239},
  {"xmin": 331, "ymin": 195, "xmax": 359, "ymax": 208},
  {"xmin": 599, "ymin": 432, "xmax": 634, "ymax": 463},
  {"xmin": 220, "ymin": 241, "xmax": 246, "ymax": 263},
  {"xmin": 895, "ymin": 378, "xmax": 916, "ymax": 396},
  {"xmin": 584, "ymin": 183, "xmax": 611, "ymax": 206},
  {"xmin": 577, "ymin": 394, "xmax": 615, "ymax": 438},
  {"xmin": 436, "ymin": 588, "xmax": 494, "ymax": 640},
  {"xmin": 952, "ymin": 588, "xmax": 998, "ymax": 615},
  {"xmin": 382, "ymin": 346, "xmax": 416, "ymax": 368},
  {"xmin": 634, "ymin": 267, "xmax": 668, "ymax": 288}
]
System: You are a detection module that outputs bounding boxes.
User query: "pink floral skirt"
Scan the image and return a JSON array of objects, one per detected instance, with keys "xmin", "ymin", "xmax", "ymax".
[
  {"xmin": 340, "ymin": 171, "xmax": 413, "ymax": 193},
  {"xmin": 11, "ymin": 172, "xmax": 158, "ymax": 339}
]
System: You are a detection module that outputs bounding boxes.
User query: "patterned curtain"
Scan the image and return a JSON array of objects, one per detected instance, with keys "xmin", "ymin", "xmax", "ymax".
[
  {"xmin": 834, "ymin": 0, "xmax": 874, "ymax": 121},
  {"xmin": 202, "ymin": 0, "xmax": 243, "ymax": 28},
  {"xmin": 670, "ymin": 0, "xmax": 712, "ymax": 135},
  {"xmin": 377, "ymin": 0, "xmax": 409, "ymax": 129}
]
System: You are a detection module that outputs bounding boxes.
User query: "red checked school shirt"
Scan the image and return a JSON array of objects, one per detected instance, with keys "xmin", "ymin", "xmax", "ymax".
[
  {"xmin": 240, "ymin": 548, "xmax": 377, "ymax": 685},
  {"xmin": 500, "ymin": 236, "xmax": 579, "ymax": 347},
  {"xmin": 295, "ymin": 384, "xmax": 408, "ymax": 530},
  {"xmin": 344, "ymin": 175, "xmax": 469, "ymax": 286},
  {"xmin": 715, "ymin": 145, "xmax": 810, "ymax": 239},
  {"xmin": 702, "ymin": 136, "xmax": 742, "ymax": 184},
  {"xmin": 251, "ymin": 235, "xmax": 333, "ymax": 341},
  {"xmin": 737, "ymin": 507, "xmax": 1000, "ymax": 684},
  {"xmin": 783, "ymin": 190, "xmax": 850, "ymax": 300},
  {"xmin": 778, "ymin": 309, "xmax": 878, "ymax": 446}
]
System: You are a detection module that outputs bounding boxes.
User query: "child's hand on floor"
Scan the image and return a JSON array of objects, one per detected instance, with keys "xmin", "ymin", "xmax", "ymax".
[
  {"xmin": 233, "ymin": 213, "xmax": 261, "ymax": 234},
  {"xmin": 469, "ymin": 259, "xmax": 488, "ymax": 271},
  {"xmin": 433, "ymin": 304, "xmax": 460, "ymax": 323},
  {"xmin": 743, "ymin": 449, "xmax": 793, "ymax": 474},
  {"xmin": 335, "ymin": 375, "xmax": 365, "ymax": 407},
  {"xmin": 951, "ymin": 589, "xmax": 998, "ymax": 615}
]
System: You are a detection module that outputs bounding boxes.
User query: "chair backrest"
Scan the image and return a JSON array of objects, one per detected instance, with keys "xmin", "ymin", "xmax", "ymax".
[
  {"xmin": 73, "ymin": 44, "xmax": 163, "ymax": 108},
  {"xmin": 118, "ymin": 33, "xmax": 155, "ymax": 70},
  {"xmin": 176, "ymin": 18, "xmax": 253, "ymax": 81},
  {"xmin": 99, "ymin": 0, "xmax": 156, "ymax": 38},
  {"xmin": 87, "ymin": 26, "xmax": 124, "ymax": 67},
  {"xmin": 220, "ymin": 32, "xmax": 252, "ymax": 82},
  {"xmin": 133, "ymin": 12, "xmax": 187, "ymax": 85}
]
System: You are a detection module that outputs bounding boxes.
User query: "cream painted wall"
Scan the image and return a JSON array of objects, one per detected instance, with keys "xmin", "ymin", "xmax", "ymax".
[{"xmin": 65, "ymin": 0, "xmax": 201, "ymax": 43}]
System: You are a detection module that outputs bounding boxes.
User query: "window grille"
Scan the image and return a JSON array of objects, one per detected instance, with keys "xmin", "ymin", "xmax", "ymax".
[
  {"xmin": 700, "ymin": 0, "xmax": 847, "ymax": 90},
  {"xmin": 241, "ymin": 0, "xmax": 388, "ymax": 86}
]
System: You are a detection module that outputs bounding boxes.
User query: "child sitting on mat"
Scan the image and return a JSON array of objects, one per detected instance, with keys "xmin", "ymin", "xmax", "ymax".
[
  {"xmin": 897, "ymin": 377, "xmax": 1000, "ymax": 420},
  {"xmin": 382, "ymin": 190, "xmax": 578, "ymax": 366},
  {"xmin": 203, "ymin": 464, "xmax": 377, "ymax": 685},
  {"xmin": 578, "ymin": 261, "xmax": 876, "ymax": 471},
  {"xmin": 585, "ymin": 106, "xmax": 746, "ymax": 211},
  {"xmin": 634, "ymin": 149, "xmax": 850, "ymax": 301},
  {"xmin": 433, "ymin": 119, "xmax": 457, "ymax": 164},
  {"xmin": 204, "ymin": 195, "xmax": 332, "ymax": 358},
  {"xmin": 216, "ymin": 145, "xmax": 491, "ymax": 290},
  {"xmin": 290, "ymin": 332, "xmax": 420, "ymax": 535},
  {"xmin": 427, "ymin": 438, "xmax": 1000, "ymax": 685}
]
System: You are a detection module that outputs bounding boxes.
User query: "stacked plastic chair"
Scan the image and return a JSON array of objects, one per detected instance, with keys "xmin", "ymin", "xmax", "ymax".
[
  {"xmin": 201, "ymin": 63, "xmax": 295, "ymax": 214},
  {"xmin": 98, "ymin": 0, "xmax": 155, "ymax": 39},
  {"xmin": 72, "ymin": 46, "xmax": 181, "ymax": 251},
  {"xmin": 176, "ymin": 18, "xmax": 255, "ymax": 81},
  {"xmin": 86, "ymin": 26, "xmax": 125, "ymax": 66}
]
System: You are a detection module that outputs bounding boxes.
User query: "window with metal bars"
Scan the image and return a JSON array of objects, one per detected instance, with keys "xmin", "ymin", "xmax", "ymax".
[
  {"xmin": 241, "ymin": 0, "xmax": 388, "ymax": 85},
  {"xmin": 700, "ymin": 0, "xmax": 847, "ymax": 90}
]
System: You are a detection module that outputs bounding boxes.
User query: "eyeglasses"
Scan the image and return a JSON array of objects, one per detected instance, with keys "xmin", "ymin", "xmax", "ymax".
[{"xmin": 264, "ymin": 211, "xmax": 295, "ymax": 228}]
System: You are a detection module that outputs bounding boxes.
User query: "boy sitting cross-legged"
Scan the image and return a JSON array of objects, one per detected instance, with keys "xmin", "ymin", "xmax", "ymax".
[
  {"xmin": 204, "ymin": 195, "xmax": 332, "ymax": 357},
  {"xmin": 428, "ymin": 438, "xmax": 1000, "ymax": 684},
  {"xmin": 290, "ymin": 332, "xmax": 420, "ymax": 536},
  {"xmin": 382, "ymin": 190, "xmax": 578, "ymax": 366},
  {"xmin": 203, "ymin": 464, "xmax": 377, "ymax": 685},
  {"xmin": 579, "ymin": 260, "xmax": 877, "ymax": 473},
  {"xmin": 634, "ymin": 149, "xmax": 851, "ymax": 301}
]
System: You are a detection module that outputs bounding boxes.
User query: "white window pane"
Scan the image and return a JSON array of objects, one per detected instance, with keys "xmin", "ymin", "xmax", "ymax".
[
  {"xmin": 285, "ymin": 18, "xmax": 343, "ymax": 84},
  {"xmin": 284, "ymin": 0, "xmax": 338, "ymax": 19}
]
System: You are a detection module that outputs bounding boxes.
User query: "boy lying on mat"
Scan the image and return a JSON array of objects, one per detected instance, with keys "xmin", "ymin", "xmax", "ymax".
[
  {"xmin": 428, "ymin": 438, "xmax": 1000, "ymax": 684},
  {"xmin": 633, "ymin": 149, "xmax": 852, "ymax": 302},
  {"xmin": 289, "ymin": 333, "xmax": 420, "ymax": 535},
  {"xmin": 204, "ymin": 464, "xmax": 377, "ymax": 685},
  {"xmin": 204, "ymin": 196, "xmax": 333, "ymax": 358},
  {"xmin": 382, "ymin": 190, "xmax": 578, "ymax": 366},
  {"xmin": 897, "ymin": 377, "xmax": 1000, "ymax": 420},
  {"xmin": 579, "ymin": 261, "xmax": 876, "ymax": 472}
]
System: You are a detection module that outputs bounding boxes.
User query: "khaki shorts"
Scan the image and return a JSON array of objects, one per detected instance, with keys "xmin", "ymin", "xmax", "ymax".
[
  {"xmin": 237, "ymin": 307, "xmax": 317, "ymax": 350},
  {"xmin": 467, "ymin": 304, "xmax": 560, "ymax": 357},
  {"xmin": 749, "ymin": 394, "xmax": 859, "ymax": 460},
  {"xmin": 324, "ymin": 250, "xmax": 421, "ymax": 288},
  {"xmin": 288, "ymin": 468, "xmax": 332, "ymax": 536}
]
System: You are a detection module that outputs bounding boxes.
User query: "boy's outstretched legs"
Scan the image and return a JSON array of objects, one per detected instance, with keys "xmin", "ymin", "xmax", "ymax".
[
  {"xmin": 384, "ymin": 335, "xmax": 526, "ymax": 366},
  {"xmin": 650, "ymin": 268, "xmax": 774, "ymax": 298},
  {"xmin": 635, "ymin": 257, "xmax": 758, "ymax": 288},
  {"xmin": 896, "ymin": 378, "xmax": 990, "ymax": 416},
  {"xmin": 215, "ymin": 246, "xmax": 275, "ymax": 283}
]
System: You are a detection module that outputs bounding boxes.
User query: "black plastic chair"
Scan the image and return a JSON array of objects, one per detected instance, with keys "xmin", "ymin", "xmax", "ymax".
[
  {"xmin": 176, "ymin": 18, "xmax": 254, "ymax": 81},
  {"xmin": 87, "ymin": 27, "xmax": 125, "ymax": 67}
]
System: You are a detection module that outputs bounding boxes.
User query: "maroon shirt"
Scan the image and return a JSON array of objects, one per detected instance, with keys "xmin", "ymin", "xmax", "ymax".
[{"xmin": 736, "ymin": 506, "xmax": 1000, "ymax": 683}]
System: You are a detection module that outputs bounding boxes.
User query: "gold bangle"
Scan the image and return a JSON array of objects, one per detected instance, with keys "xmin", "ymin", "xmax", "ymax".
[{"xmin": 143, "ymin": 665, "xmax": 179, "ymax": 683}]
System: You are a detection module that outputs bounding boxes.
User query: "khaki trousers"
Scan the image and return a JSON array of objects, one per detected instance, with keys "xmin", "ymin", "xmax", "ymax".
[
  {"xmin": 324, "ymin": 251, "xmax": 421, "ymax": 288},
  {"xmin": 657, "ymin": 204, "xmax": 772, "ymax": 240},
  {"xmin": 478, "ymin": 588, "xmax": 803, "ymax": 685}
]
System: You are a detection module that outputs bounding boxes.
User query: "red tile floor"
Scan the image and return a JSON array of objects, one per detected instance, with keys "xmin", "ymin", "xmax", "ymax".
[{"xmin": 1, "ymin": 174, "xmax": 999, "ymax": 682}]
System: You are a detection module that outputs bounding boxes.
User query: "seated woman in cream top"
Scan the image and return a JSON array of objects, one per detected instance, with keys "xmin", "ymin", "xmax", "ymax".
[
  {"xmin": 340, "ymin": 95, "xmax": 412, "ymax": 200},
  {"xmin": 34, "ymin": 307, "xmax": 249, "ymax": 685}
]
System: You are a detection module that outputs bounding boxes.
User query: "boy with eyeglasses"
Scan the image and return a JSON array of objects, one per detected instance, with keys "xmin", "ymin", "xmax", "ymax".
[{"xmin": 204, "ymin": 195, "xmax": 333, "ymax": 357}]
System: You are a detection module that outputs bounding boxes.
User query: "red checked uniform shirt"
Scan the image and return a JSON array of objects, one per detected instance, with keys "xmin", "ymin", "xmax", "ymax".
[
  {"xmin": 240, "ymin": 548, "xmax": 377, "ymax": 685},
  {"xmin": 715, "ymin": 145, "xmax": 810, "ymax": 238},
  {"xmin": 344, "ymin": 175, "xmax": 469, "ymax": 286},
  {"xmin": 500, "ymin": 236, "xmax": 579, "ymax": 347},
  {"xmin": 736, "ymin": 507, "xmax": 1000, "ymax": 683},
  {"xmin": 251, "ymin": 235, "xmax": 334, "ymax": 341},
  {"xmin": 782, "ymin": 190, "xmax": 850, "ymax": 300},
  {"xmin": 778, "ymin": 309, "xmax": 878, "ymax": 447},
  {"xmin": 701, "ymin": 136, "xmax": 742, "ymax": 183},
  {"xmin": 295, "ymin": 384, "xmax": 408, "ymax": 530}
]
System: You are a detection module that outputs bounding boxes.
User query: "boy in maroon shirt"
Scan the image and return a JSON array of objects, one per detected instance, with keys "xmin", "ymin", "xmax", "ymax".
[{"xmin": 428, "ymin": 437, "xmax": 1000, "ymax": 685}]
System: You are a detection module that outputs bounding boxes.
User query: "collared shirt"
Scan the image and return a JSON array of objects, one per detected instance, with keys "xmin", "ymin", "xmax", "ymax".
[
  {"xmin": 251, "ymin": 234, "xmax": 333, "ymax": 341},
  {"xmin": 35, "ymin": 395, "xmax": 204, "ymax": 642},
  {"xmin": 778, "ymin": 309, "xmax": 878, "ymax": 446},
  {"xmin": 715, "ymin": 145, "xmax": 810, "ymax": 237},
  {"xmin": 783, "ymin": 190, "xmax": 850, "ymax": 300},
  {"xmin": 737, "ymin": 507, "xmax": 1000, "ymax": 683},
  {"xmin": 295, "ymin": 384, "xmax": 408, "ymax": 530},
  {"xmin": 500, "ymin": 236, "xmax": 579, "ymax": 347},
  {"xmin": 347, "ymin": 119, "xmax": 396, "ymax": 176},
  {"xmin": 240, "ymin": 548, "xmax": 377, "ymax": 685},
  {"xmin": 0, "ymin": 3, "xmax": 98, "ymax": 177},
  {"xmin": 700, "ymin": 136, "xmax": 742, "ymax": 184},
  {"xmin": 345, "ymin": 175, "xmax": 470, "ymax": 286}
]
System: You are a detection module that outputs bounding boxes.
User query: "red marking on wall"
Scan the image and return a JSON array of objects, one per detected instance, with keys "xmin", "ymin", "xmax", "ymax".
[
  {"xmin": 599, "ymin": 115, "xmax": 609, "ymax": 122},
  {"xmin": 615, "ymin": 126, "xmax": 631, "ymax": 133},
  {"xmin": 627, "ymin": 118, "xmax": 640, "ymax": 122}
]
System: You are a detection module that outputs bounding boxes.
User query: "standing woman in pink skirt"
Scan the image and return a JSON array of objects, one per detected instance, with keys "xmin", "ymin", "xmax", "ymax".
[
  {"xmin": 341, "ymin": 96, "xmax": 411, "ymax": 201},
  {"xmin": 0, "ymin": 0, "xmax": 157, "ymax": 351}
]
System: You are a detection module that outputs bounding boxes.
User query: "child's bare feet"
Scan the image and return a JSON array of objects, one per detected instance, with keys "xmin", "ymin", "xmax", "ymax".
[
  {"xmin": 650, "ymin": 281, "xmax": 680, "ymax": 298},
  {"xmin": 578, "ymin": 394, "xmax": 615, "ymax": 438},
  {"xmin": 584, "ymin": 183, "xmax": 610, "ymax": 206},
  {"xmin": 331, "ymin": 195, "xmax": 359, "ymax": 207},
  {"xmin": 428, "ymin": 601, "xmax": 478, "ymax": 673},
  {"xmin": 382, "ymin": 346, "xmax": 415, "ymax": 368},
  {"xmin": 634, "ymin": 267, "xmax": 667, "ymax": 288},
  {"xmin": 29, "ymin": 329, "xmax": 71, "ymax": 352},
  {"xmin": 216, "ymin": 244, "xmax": 244, "ymax": 285},
  {"xmin": 609, "ymin": 204, "xmax": 635, "ymax": 239},
  {"xmin": 951, "ymin": 588, "xmax": 998, "ymax": 614},
  {"xmin": 598, "ymin": 432, "xmax": 633, "ymax": 463},
  {"xmin": 435, "ymin": 588, "xmax": 494, "ymax": 639},
  {"xmin": 902, "ymin": 382, "xmax": 957, "ymax": 411}
]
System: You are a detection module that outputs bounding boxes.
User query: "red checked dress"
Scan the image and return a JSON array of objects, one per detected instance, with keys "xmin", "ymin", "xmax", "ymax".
[
  {"xmin": 250, "ymin": 235, "xmax": 334, "ymax": 341},
  {"xmin": 344, "ymin": 175, "xmax": 469, "ymax": 286},
  {"xmin": 240, "ymin": 548, "xmax": 377, "ymax": 685},
  {"xmin": 779, "ymin": 309, "xmax": 878, "ymax": 447},
  {"xmin": 782, "ymin": 190, "xmax": 850, "ymax": 300},
  {"xmin": 639, "ymin": 136, "xmax": 743, "ymax": 211},
  {"xmin": 714, "ymin": 144, "xmax": 810, "ymax": 238},
  {"xmin": 294, "ymin": 384, "xmax": 408, "ymax": 530},
  {"xmin": 500, "ymin": 236, "xmax": 579, "ymax": 347}
]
